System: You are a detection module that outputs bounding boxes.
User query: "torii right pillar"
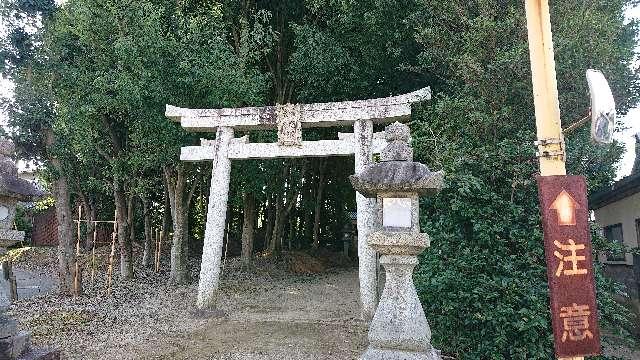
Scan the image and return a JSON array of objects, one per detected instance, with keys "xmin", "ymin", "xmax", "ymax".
[{"xmin": 354, "ymin": 119, "xmax": 378, "ymax": 320}]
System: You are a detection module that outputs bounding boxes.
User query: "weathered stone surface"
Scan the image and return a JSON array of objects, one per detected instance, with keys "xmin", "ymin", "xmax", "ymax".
[
  {"xmin": 181, "ymin": 136, "xmax": 388, "ymax": 162},
  {"xmin": 276, "ymin": 103, "xmax": 303, "ymax": 146},
  {"xmin": 0, "ymin": 177, "xmax": 41, "ymax": 202},
  {"xmin": 0, "ymin": 276, "xmax": 12, "ymax": 311},
  {"xmin": 0, "ymin": 199, "xmax": 19, "ymax": 233},
  {"xmin": 227, "ymin": 139, "xmax": 382, "ymax": 160},
  {"xmin": 351, "ymin": 162, "xmax": 444, "ymax": 198},
  {"xmin": 352, "ymin": 122, "xmax": 444, "ymax": 198},
  {"xmin": 362, "ymin": 348, "xmax": 442, "ymax": 360},
  {"xmin": 17, "ymin": 348, "xmax": 61, "ymax": 360},
  {"xmin": 0, "ymin": 315, "xmax": 17, "ymax": 338},
  {"xmin": 166, "ymin": 87, "xmax": 431, "ymax": 131},
  {"xmin": 353, "ymin": 123, "xmax": 442, "ymax": 360},
  {"xmin": 384, "ymin": 122, "xmax": 411, "ymax": 142},
  {"xmin": 380, "ymin": 141, "xmax": 413, "ymax": 162},
  {"xmin": 360, "ymin": 240, "xmax": 441, "ymax": 360},
  {"xmin": 354, "ymin": 119, "xmax": 379, "ymax": 321},
  {"xmin": 367, "ymin": 231, "xmax": 429, "ymax": 255},
  {"xmin": 364, "ymin": 255, "xmax": 432, "ymax": 354},
  {"xmin": 0, "ymin": 159, "xmax": 18, "ymax": 178},
  {"xmin": 196, "ymin": 127, "xmax": 234, "ymax": 310},
  {"xmin": 0, "ymin": 230, "xmax": 25, "ymax": 244},
  {"xmin": 10, "ymin": 330, "xmax": 29, "ymax": 358},
  {"xmin": 0, "ymin": 336, "xmax": 10, "ymax": 359},
  {"xmin": 0, "ymin": 138, "xmax": 44, "ymax": 360},
  {"xmin": 0, "ymin": 330, "xmax": 31, "ymax": 360}
]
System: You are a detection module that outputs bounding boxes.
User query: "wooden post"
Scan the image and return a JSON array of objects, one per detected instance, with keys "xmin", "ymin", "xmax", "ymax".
[
  {"xmin": 106, "ymin": 211, "xmax": 117, "ymax": 295},
  {"xmin": 91, "ymin": 227, "xmax": 97, "ymax": 285},
  {"xmin": 153, "ymin": 228, "xmax": 157, "ymax": 272},
  {"xmin": 153, "ymin": 228, "xmax": 156, "ymax": 272},
  {"xmin": 154, "ymin": 228, "xmax": 158, "ymax": 272},
  {"xmin": 154, "ymin": 228, "xmax": 162, "ymax": 273},
  {"xmin": 74, "ymin": 205, "xmax": 82, "ymax": 297},
  {"xmin": 156, "ymin": 230, "xmax": 163, "ymax": 272},
  {"xmin": 525, "ymin": 1, "xmax": 582, "ymax": 360}
]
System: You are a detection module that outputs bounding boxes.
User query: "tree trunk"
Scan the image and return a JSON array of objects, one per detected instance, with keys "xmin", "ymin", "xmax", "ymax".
[
  {"xmin": 45, "ymin": 129, "xmax": 76, "ymax": 295},
  {"xmin": 270, "ymin": 194, "xmax": 284, "ymax": 256},
  {"xmin": 165, "ymin": 165, "xmax": 196, "ymax": 284},
  {"xmin": 171, "ymin": 202, "xmax": 189, "ymax": 284},
  {"xmin": 114, "ymin": 179, "xmax": 133, "ymax": 278},
  {"xmin": 53, "ymin": 174, "xmax": 75, "ymax": 295},
  {"xmin": 264, "ymin": 194, "xmax": 275, "ymax": 252},
  {"xmin": 127, "ymin": 194, "xmax": 135, "ymax": 252},
  {"xmin": 312, "ymin": 160, "xmax": 327, "ymax": 249},
  {"xmin": 142, "ymin": 198, "xmax": 152, "ymax": 267},
  {"xmin": 240, "ymin": 192, "xmax": 256, "ymax": 265},
  {"xmin": 182, "ymin": 211, "xmax": 190, "ymax": 261},
  {"xmin": 302, "ymin": 176, "xmax": 314, "ymax": 249},
  {"xmin": 270, "ymin": 162, "xmax": 306, "ymax": 257},
  {"xmin": 162, "ymin": 185, "xmax": 171, "ymax": 244},
  {"xmin": 100, "ymin": 114, "xmax": 132, "ymax": 278},
  {"xmin": 78, "ymin": 191, "xmax": 96, "ymax": 251}
]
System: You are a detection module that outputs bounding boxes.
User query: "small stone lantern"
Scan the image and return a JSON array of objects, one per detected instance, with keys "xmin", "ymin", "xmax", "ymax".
[
  {"xmin": 350, "ymin": 122, "xmax": 443, "ymax": 360},
  {"xmin": 341, "ymin": 223, "xmax": 353, "ymax": 259}
]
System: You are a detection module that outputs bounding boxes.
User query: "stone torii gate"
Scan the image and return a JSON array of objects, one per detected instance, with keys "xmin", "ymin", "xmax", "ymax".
[{"xmin": 165, "ymin": 87, "xmax": 430, "ymax": 318}]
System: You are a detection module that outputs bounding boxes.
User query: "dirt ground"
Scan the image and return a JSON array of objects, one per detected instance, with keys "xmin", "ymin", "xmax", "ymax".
[
  {"xmin": 7, "ymin": 247, "xmax": 369, "ymax": 360},
  {"xmin": 4, "ymin": 246, "xmax": 640, "ymax": 360},
  {"xmin": 79, "ymin": 270, "xmax": 368, "ymax": 360}
]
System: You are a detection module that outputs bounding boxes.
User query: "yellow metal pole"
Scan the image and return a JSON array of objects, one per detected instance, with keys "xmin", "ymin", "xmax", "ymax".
[
  {"xmin": 525, "ymin": 0, "xmax": 567, "ymax": 177},
  {"xmin": 525, "ymin": 1, "xmax": 582, "ymax": 360}
]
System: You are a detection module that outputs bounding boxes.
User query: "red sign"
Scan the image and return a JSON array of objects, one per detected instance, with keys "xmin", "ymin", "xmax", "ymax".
[{"xmin": 537, "ymin": 175, "xmax": 601, "ymax": 358}]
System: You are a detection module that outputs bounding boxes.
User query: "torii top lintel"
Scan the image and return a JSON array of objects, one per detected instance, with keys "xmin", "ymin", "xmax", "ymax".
[{"xmin": 166, "ymin": 87, "xmax": 431, "ymax": 132}]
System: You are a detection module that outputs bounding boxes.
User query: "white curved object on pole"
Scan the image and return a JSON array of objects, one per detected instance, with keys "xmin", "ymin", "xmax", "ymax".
[{"xmin": 586, "ymin": 69, "xmax": 616, "ymax": 144}]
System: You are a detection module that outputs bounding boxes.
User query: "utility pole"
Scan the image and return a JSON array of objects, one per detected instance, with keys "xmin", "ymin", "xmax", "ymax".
[
  {"xmin": 525, "ymin": 0, "xmax": 566, "ymax": 177},
  {"xmin": 524, "ymin": 1, "xmax": 581, "ymax": 360}
]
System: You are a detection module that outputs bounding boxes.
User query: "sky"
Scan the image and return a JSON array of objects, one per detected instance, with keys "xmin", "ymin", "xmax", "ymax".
[
  {"xmin": 0, "ymin": 5, "xmax": 639, "ymax": 178},
  {"xmin": 616, "ymin": 6, "xmax": 640, "ymax": 178}
]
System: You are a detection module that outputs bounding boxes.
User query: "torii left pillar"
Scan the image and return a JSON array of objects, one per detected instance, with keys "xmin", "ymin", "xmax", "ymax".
[{"xmin": 197, "ymin": 126, "xmax": 234, "ymax": 309}]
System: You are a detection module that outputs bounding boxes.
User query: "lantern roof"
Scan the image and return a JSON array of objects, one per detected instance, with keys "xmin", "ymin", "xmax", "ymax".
[
  {"xmin": 0, "ymin": 139, "xmax": 43, "ymax": 201},
  {"xmin": 349, "ymin": 122, "xmax": 443, "ymax": 198}
]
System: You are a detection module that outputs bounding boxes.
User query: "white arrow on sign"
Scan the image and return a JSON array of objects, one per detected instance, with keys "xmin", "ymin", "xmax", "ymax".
[{"xmin": 549, "ymin": 190, "xmax": 580, "ymax": 226}]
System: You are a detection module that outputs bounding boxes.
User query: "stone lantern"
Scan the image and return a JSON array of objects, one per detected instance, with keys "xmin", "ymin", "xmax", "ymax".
[
  {"xmin": 0, "ymin": 139, "xmax": 42, "ymax": 305},
  {"xmin": 350, "ymin": 122, "xmax": 443, "ymax": 360},
  {"xmin": 0, "ymin": 140, "xmax": 41, "ymax": 251},
  {"xmin": 341, "ymin": 223, "xmax": 353, "ymax": 258},
  {"xmin": 0, "ymin": 139, "xmax": 56, "ymax": 359}
]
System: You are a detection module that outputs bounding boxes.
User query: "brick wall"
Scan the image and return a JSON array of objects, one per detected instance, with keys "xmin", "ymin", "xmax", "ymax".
[
  {"xmin": 32, "ymin": 207, "xmax": 114, "ymax": 246},
  {"xmin": 32, "ymin": 207, "xmax": 58, "ymax": 246}
]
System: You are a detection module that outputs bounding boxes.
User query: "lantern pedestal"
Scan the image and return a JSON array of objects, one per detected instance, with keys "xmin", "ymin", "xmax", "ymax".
[{"xmin": 360, "ymin": 231, "xmax": 441, "ymax": 360}]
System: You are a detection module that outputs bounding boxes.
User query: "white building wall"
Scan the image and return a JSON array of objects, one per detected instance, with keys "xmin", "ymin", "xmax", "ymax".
[{"xmin": 593, "ymin": 191, "xmax": 640, "ymax": 265}]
